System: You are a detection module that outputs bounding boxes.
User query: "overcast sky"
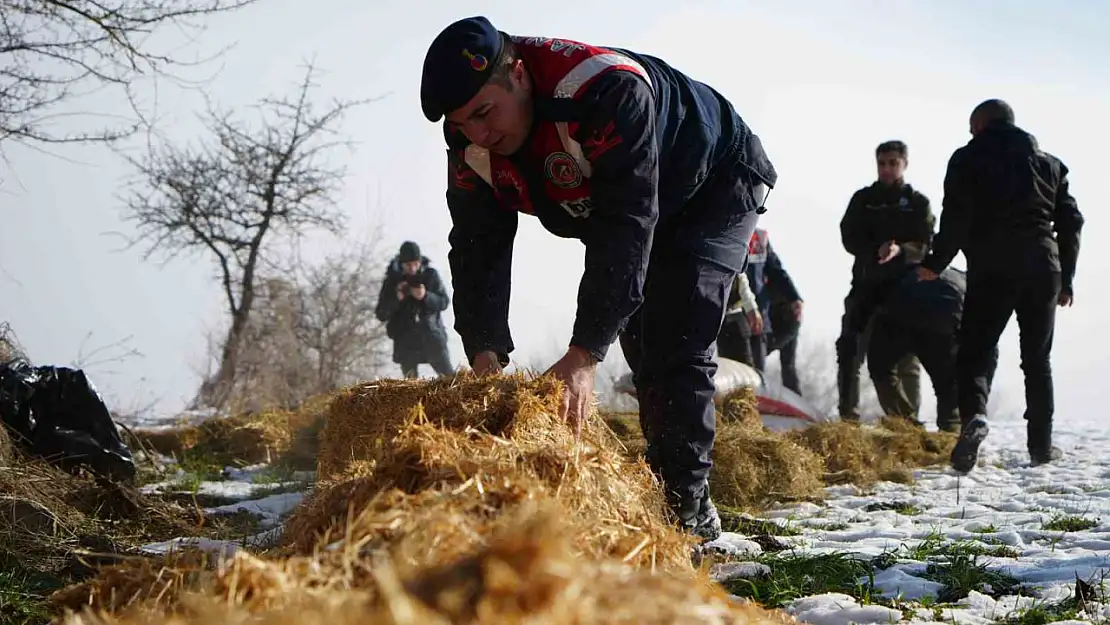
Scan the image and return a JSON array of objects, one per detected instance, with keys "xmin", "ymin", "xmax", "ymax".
[{"xmin": 1, "ymin": 0, "xmax": 1106, "ymax": 425}]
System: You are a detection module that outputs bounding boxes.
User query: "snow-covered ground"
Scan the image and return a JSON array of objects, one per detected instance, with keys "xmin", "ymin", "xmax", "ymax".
[
  {"xmin": 707, "ymin": 414, "xmax": 1110, "ymax": 624},
  {"xmin": 135, "ymin": 413, "xmax": 1109, "ymax": 624}
]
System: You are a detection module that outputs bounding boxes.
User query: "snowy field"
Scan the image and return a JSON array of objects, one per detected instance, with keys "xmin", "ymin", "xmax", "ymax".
[
  {"xmin": 709, "ymin": 414, "xmax": 1110, "ymax": 624},
  {"xmin": 138, "ymin": 413, "xmax": 1110, "ymax": 624}
]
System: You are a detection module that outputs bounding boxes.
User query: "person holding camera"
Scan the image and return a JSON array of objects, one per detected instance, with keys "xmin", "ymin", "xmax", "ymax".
[{"xmin": 375, "ymin": 241, "xmax": 455, "ymax": 378}]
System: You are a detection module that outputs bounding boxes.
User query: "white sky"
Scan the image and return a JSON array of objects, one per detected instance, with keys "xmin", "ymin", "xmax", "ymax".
[{"xmin": 1, "ymin": 0, "xmax": 1107, "ymax": 424}]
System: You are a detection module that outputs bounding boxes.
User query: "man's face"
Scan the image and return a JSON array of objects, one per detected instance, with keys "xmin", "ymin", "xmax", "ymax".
[
  {"xmin": 401, "ymin": 260, "xmax": 421, "ymax": 275},
  {"xmin": 446, "ymin": 60, "xmax": 533, "ymax": 156},
  {"xmin": 876, "ymin": 151, "xmax": 907, "ymax": 186}
]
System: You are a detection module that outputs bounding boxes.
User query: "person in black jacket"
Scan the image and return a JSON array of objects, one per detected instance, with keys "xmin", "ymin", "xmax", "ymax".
[
  {"xmin": 837, "ymin": 140, "xmax": 935, "ymax": 422},
  {"xmin": 374, "ymin": 241, "xmax": 455, "ymax": 379},
  {"xmin": 868, "ymin": 266, "xmax": 998, "ymax": 433},
  {"xmin": 918, "ymin": 99, "xmax": 1084, "ymax": 473}
]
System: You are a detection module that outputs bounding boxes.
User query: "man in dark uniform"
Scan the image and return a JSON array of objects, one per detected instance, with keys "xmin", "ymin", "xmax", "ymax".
[
  {"xmin": 918, "ymin": 99, "xmax": 1084, "ymax": 473},
  {"xmin": 738, "ymin": 227, "xmax": 803, "ymax": 374},
  {"xmin": 837, "ymin": 140, "xmax": 934, "ymax": 422},
  {"xmin": 867, "ymin": 265, "xmax": 998, "ymax": 433},
  {"xmin": 420, "ymin": 16, "xmax": 777, "ymax": 540},
  {"xmin": 764, "ymin": 266, "xmax": 805, "ymax": 396}
]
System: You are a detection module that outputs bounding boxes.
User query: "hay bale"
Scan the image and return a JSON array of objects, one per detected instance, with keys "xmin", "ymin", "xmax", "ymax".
[
  {"xmin": 56, "ymin": 504, "xmax": 797, "ymax": 625},
  {"xmin": 135, "ymin": 408, "xmax": 300, "ymax": 467},
  {"xmin": 719, "ymin": 386, "xmax": 762, "ymax": 429},
  {"xmin": 709, "ymin": 418, "xmax": 826, "ymax": 511},
  {"xmin": 602, "ymin": 388, "xmax": 825, "ymax": 512},
  {"xmin": 787, "ymin": 417, "xmax": 957, "ymax": 487},
  {"xmin": 287, "ymin": 374, "xmax": 693, "ymax": 572}
]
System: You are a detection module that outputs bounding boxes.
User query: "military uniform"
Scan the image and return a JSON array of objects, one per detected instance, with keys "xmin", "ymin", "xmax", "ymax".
[{"xmin": 421, "ymin": 17, "xmax": 778, "ymax": 539}]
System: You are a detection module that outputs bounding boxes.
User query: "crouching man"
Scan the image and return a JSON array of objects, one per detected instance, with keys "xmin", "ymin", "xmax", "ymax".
[
  {"xmin": 867, "ymin": 265, "xmax": 997, "ymax": 432},
  {"xmin": 420, "ymin": 16, "xmax": 777, "ymax": 541}
]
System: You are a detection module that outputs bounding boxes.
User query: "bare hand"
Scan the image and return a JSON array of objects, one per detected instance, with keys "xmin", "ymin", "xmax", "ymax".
[
  {"xmin": 1059, "ymin": 291, "xmax": 1074, "ymax": 307},
  {"xmin": 878, "ymin": 240, "xmax": 901, "ymax": 265},
  {"xmin": 396, "ymin": 283, "xmax": 406, "ymax": 300},
  {"xmin": 746, "ymin": 310, "xmax": 764, "ymax": 334},
  {"xmin": 472, "ymin": 351, "xmax": 503, "ymax": 376},
  {"xmin": 791, "ymin": 300, "xmax": 804, "ymax": 322},
  {"xmin": 545, "ymin": 346, "xmax": 596, "ymax": 436},
  {"xmin": 411, "ymin": 284, "xmax": 427, "ymax": 300},
  {"xmin": 916, "ymin": 267, "xmax": 938, "ymax": 282}
]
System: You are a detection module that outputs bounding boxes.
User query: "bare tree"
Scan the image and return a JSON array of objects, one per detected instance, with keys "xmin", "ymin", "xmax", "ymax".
[
  {"xmin": 0, "ymin": 0, "xmax": 259, "ymax": 148},
  {"xmin": 200, "ymin": 236, "xmax": 393, "ymax": 413},
  {"xmin": 118, "ymin": 61, "xmax": 372, "ymax": 410}
]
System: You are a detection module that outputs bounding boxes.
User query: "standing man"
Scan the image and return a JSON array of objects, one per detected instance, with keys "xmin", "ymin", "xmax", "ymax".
[
  {"xmin": 763, "ymin": 258, "xmax": 805, "ymax": 396},
  {"xmin": 374, "ymin": 241, "xmax": 455, "ymax": 379},
  {"xmin": 918, "ymin": 99, "xmax": 1084, "ymax": 473},
  {"xmin": 837, "ymin": 140, "xmax": 934, "ymax": 422},
  {"xmin": 420, "ymin": 16, "xmax": 777, "ymax": 540}
]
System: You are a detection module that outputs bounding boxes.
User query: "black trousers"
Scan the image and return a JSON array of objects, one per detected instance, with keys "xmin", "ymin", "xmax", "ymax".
[
  {"xmin": 399, "ymin": 342, "xmax": 455, "ymax": 379},
  {"xmin": 767, "ymin": 304, "xmax": 802, "ymax": 395},
  {"xmin": 620, "ymin": 210, "xmax": 761, "ymax": 512},
  {"xmin": 956, "ymin": 272, "xmax": 1061, "ymax": 454},
  {"xmin": 867, "ymin": 317, "xmax": 998, "ymax": 432},
  {"xmin": 836, "ymin": 281, "xmax": 922, "ymax": 419}
]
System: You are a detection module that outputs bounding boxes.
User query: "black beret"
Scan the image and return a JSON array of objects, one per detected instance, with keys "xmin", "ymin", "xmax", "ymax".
[{"xmin": 420, "ymin": 16, "xmax": 507, "ymax": 123}]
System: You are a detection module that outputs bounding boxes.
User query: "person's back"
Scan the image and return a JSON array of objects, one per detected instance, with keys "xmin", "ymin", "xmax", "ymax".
[
  {"xmin": 931, "ymin": 120, "xmax": 1081, "ymax": 281},
  {"xmin": 880, "ymin": 267, "xmax": 966, "ymax": 337},
  {"xmin": 920, "ymin": 98, "xmax": 1084, "ymax": 471}
]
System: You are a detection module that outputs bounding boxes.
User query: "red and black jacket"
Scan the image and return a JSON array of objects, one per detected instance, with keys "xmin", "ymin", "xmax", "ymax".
[{"xmin": 444, "ymin": 35, "xmax": 777, "ymax": 366}]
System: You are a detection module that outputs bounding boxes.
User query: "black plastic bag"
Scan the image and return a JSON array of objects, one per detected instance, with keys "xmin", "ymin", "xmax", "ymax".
[{"xmin": 0, "ymin": 358, "xmax": 136, "ymax": 483}]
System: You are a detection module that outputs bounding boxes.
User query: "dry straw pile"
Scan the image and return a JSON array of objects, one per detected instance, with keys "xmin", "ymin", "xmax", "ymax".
[
  {"xmin": 54, "ymin": 373, "xmax": 798, "ymax": 624},
  {"xmin": 603, "ymin": 388, "xmax": 956, "ymax": 512},
  {"xmin": 134, "ymin": 392, "xmax": 333, "ymax": 469},
  {"xmin": 57, "ymin": 504, "xmax": 795, "ymax": 625}
]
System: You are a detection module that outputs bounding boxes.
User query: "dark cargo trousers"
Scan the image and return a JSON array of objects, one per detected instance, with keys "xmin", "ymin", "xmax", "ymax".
[
  {"xmin": 619, "ymin": 166, "xmax": 764, "ymax": 518},
  {"xmin": 836, "ymin": 283, "xmax": 922, "ymax": 420},
  {"xmin": 867, "ymin": 316, "xmax": 998, "ymax": 432},
  {"xmin": 956, "ymin": 272, "xmax": 1061, "ymax": 456}
]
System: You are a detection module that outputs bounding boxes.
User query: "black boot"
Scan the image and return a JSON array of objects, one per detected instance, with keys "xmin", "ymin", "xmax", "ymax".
[
  {"xmin": 950, "ymin": 415, "xmax": 990, "ymax": 475},
  {"xmin": 674, "ymin": 482, "xmax": 722, "ymax": 542},
  {"xmin": 1030, "ymin": 446, "xmax": 1063, "ymax": 467}
]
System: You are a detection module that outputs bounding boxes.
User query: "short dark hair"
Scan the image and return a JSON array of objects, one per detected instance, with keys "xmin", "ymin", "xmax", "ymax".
[
  {"xmin": 875, "ymin": 140, "xmax": 908, "ymax": 159},
  {"xmin": 971, "ymin": 99, "xmax": 1015, "ymax": 125}
]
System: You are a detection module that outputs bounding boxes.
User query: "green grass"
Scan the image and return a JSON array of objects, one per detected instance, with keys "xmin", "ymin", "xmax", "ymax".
[
  {"xmin": 722, "ymin": 529, "xmax": 1032, "ymax": 613},
  {"xmin": 722, "ymin": 551, "xmax": 879, "ymax": 608},
  {"xmin": 1041, "ymin": 514, "xmax": 1099, "ymax": 533},
  {"xmin": 0, "ymin": 555, "xmax": 66, "ymax": 625},
  {"xmin": 718, "ymin": 507, "xmax": 803, "ymax": 537}
]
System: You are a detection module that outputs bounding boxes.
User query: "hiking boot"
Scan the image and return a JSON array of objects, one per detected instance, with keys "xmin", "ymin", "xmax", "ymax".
[
  {"xmin": 1030, "ymin": 446, "xmax": 1063, "ymax": 467},
  {"xmin": 950, "ymin": 416, "xmax": 989, "ymax": 475},
  {"xmin": 675, "ymin": 485, "xmax": 722, "ymax": 542}
]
